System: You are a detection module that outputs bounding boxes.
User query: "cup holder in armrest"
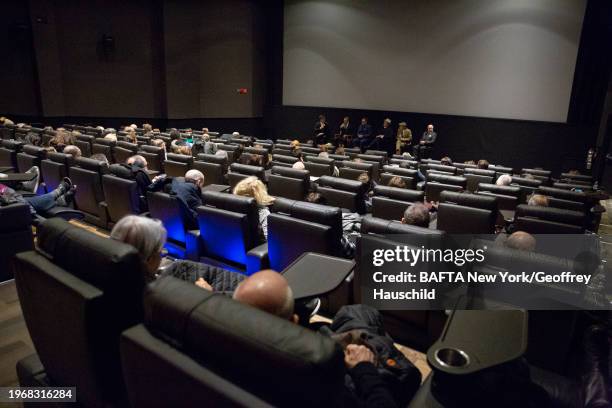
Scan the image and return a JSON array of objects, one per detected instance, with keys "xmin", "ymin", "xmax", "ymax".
[{"xmin": 434, "ymin": 348, "xmax": 470, "ymax": 369}]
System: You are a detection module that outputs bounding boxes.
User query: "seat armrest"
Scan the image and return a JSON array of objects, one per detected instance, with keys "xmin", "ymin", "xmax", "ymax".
[
  {"xmin": 41, "ymin": 207, "xmax": 85, "ymax": 221},
  {"xmin": 185, "ymin": 229, "xmax": 201, "ymax": 261},
  {"xmin": 246, "ymin": 242, "xmax": 269, "ymax": 275}
]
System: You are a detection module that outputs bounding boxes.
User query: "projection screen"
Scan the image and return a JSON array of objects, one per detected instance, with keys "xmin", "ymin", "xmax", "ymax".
[{"xmin": 283, "ymin": 0, "xmax": 586, "ymax": 123}]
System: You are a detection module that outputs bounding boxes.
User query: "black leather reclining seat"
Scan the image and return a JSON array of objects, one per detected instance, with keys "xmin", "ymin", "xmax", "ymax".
[
  {"xmin": 40, "ymin": 152, "xmax": 74, "ymax": 192},
  {"xmin": 553, "ymin": 181, "xmax": 593, "ymax": 191},
  {"xmin": 17, "ymin": 145, "xmax": 47, "ymax": 175},
  {"xmin": 316, "ymin": 175, "xmax": 368, "ymax": 213},
  {"xmin": 521, "ymin": 168, "xmax": 551, "ymax": 184},
  {"xmin": 511, "ymin": 176, "xmax": 543, "ymax": 201},
  {"xmin": 75, "ymin": 134, "xmax": 94, "ymax": 157},
  {"xmin": 270, "ymin": 153, "xmax": 298, "ymax": 168},
  {"xmin": 196, "ymin": 191, "xmax": 265, "ymax": 273},
  {"xmin": 138, "ymin": 145, "xmax": 165, "ymax": 172},
  {"xmin": 305, "ymin": 156, "xmax": 335, "ymax": 177},
  {"xmin": 192, "ymin": 159, "xmax": 226, "ymax": 186},
  {"xmin": 216, "ymin": 144, "xmax": 240, "ymax": 163},
  {"xmin": 113, "ymin": 141, "xmax": 139, "ymax": 165},
  {"xmin": 477, "ymin": 183, "xmax": 521, "ymax": 211},
  {"xmin": 514, "ymin": 204, "xmax": 586, "ymax": 234},
  {"xmin": 463, "ymin": 168, "xmax": 495, "ymax": 192},
  {"xmin": 268, "ymin": 166, "xmax": 310, "ymax": 201},
  {"xmin": 14, "ymin": 218, "xmax": 144, "ymax": 407},
  {"xmin": 488, "ymin": 164, "xmax": 513, "ymax": 177},
  {"xmin": 102, "ymin": 165, "xmax": 142, "ymax": 225},
  {"xmin": 440, "ymin": 190, "xmax": 498, "ymax": 211},
  {"xmin": 339, "ymin": 160, "xmax": 374, "ymax": 181},
  {"xmin": 437, "ymin": 193, "xmax": 497, "ymax": 234},
  {"xmin": 422, "ymin": 163, "xmax": 457, "ymax": 175},
  {"xmin": 228, "ymin": 163, "xmax": 266, "ymax": 189},
  {"xmin": 454, "ymin": 162, "xmax": 478, "ymax": 174},
  {"xmin": 0, "ymin": 124, "xmax": 14, "ymax": 140},
  {"xmin": 197, "ymin": 153, "xmax": 228, "ymax": 173},
  {"xmin": 390, "ymin": 157, "xmax": 418, "ymax": 169},
  {"xmin": 364, "ymin": 149, "xmax": 388, "ymax": 160},
  {"xmin": 164, "ymin": 153, "xmax": 193, "ymax": 178},
  {"xmin": 147, "ymin": 191, "xmax": 197, "ymax": 259},
  {"xmin": 121, "ymin": 276, "xmax": 344, "ymax": 407},
  {"xmin": 0, "ymin": 203, "xmax": 34, "ymax": 282},
  {"xmin": 372, "ymin": 185, "xmax": 425, "ymax": 221},
  {"xmin": 71, "ymin": 157, "xmax": 109, "ymax": 227},
  {"xmin": 268, "ymin": 197, "xmax": 343, "ymax": 271},
  {"xmin": 0, "ymin": 139, "xmax": 23, "ymax": 171},
  {"xmin": 559, "ymin": 172, "xmax": 592, "ymax": 185},
  {"xmin": 355, "ymin": 154, "xmax": 383, "ymax": 180},
  {"xmin": 380, "ymin": 165, "xmax": 418, "ymax": 189},
  {"xmin": 92, "ymin": 137, "xmax": 115, "ymax": 162},
  {"xmin": 361, "ymin": 216, "xmax": 444, "ymax": 246},
  {"xmin": 425, "ymin": 173, "xmax": 467, "ymax": 202},
  {"xmin": 242, "ymin": 146, "xmax": 269, "ymax": 166}
]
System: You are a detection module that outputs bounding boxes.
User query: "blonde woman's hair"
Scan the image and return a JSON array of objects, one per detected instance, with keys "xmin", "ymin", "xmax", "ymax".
[{"xmin": 233, "ymin": 176, "xmax": 275, "ymax": 206}]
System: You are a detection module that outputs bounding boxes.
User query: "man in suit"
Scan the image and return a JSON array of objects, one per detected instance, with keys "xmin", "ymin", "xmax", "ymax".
[
  {"xmin": 355, "ymin": 117, "xmax": 373, "ymax": 152},
  {"xmin": 414, "ymin": 123, "xmax": 437, "ymax": 160},
  {"xmin": 313, "ymin": 114, "xmax": 331, "ymax": 146}
]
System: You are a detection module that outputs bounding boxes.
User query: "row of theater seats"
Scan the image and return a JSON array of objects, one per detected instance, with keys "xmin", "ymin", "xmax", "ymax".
[{"xmin": 12, "ymin": 218, "xmax": 598, "ymax": 407}]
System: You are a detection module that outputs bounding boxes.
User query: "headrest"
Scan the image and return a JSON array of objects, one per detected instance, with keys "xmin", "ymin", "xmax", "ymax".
[
  {"xmin": 328, "ymin": 154, "xmax": 349, "ymax": 161},
  {"xmin": 454, "ymin": 163, "xmax": 478, "ymax": 170},
  {"xmin": 464, "ymin": 168, "xmax": 496, "ymax": 177},
  {"xmin": 421, "ymin": 159, "xmax": 441, "ymax": 164},
  {"xmin": 230, "ymin": 163, "xmax": 265, "ymax": 177},
  {"xmin": 167, "ymin": 153, "xmax": 193, "ymax": 163},
  {"xmin": 274, "ymin": 199, "xmax": 342, "ymax": 227},
  {"xmin": 356, "ymin": 154, "xmax": 384, "ymax": 163},
  {"xmin": 553, "ymin": 182, "xmax": 593, "ymax": 191},
  {"xmin": 22, "ymin": 144, "xmax": 46, "ymax": 157},
  {"xmin": 522, "ymin": 168, "xmax": 551, "ymax": 177},
  {"xmin": 37, "ymin": 218, "xmax": 143, "ymax": 292},
  {"xmin": 76, "ymin": 134, "xmax": 95, "ymax": 142},
  {"xmin": 271, "ymin": 166, "xmax": 309, "ymax": 179},
  {"xmin": 440, "ymin": 191, "xmax": 497, "ymax": 210},
  {"xmin": 341, "ymin": 160, "xmax": 373, "ymax": 171},
  {"xmin": 361, "ymin": 216, "xmax": 444, "ymax": 238},
  {"xmin": 317, "ymin": 176, "xmax": 366, "ymax": 193},
  {"xmin": 559, "ymin": 173, "xmax": 592, "ymax": 182},
  {"xmin": 364, "ymin": 149, "xmax": 388, "ymax": 158},
  {"xmin": 30, "ymin": 127, "xmax": 43, "ymax": 134},
  {"xmin": 515, "ymin": 204, "xmax": 585, "ymax": 226},
  {"xmin": 109, "ymin": 163, "xmax": 134, "ymax": 179},
  {"xmin": 382, "ymin": 165, "xmax": 417, "ymax": 177},
  {"xmin": 272, "ymin": 154, "xmax": 298, "ymax": 163},
  {"xmin": 244, "ymin": 147, "xmax": 268, "ymax": 156},
  {"xmin": 427, "ymin": 173, "xmax": 466, "ymax": 186},
  {"xmin": 511, "ymin": 177, "xmax": 542, "ymax": 187},
  {"xmin": 477, "ymin": 183, "xmax": 521, "ymax": 196},
  {"xmin": 75, "ymin": 156, "xmax": 107, "ymax": 172},
  {"xmin": 425, "ymin": 163, "xmax": 456, "ymax": 174},
  {"xmin": 196, "ymin": 153, "xmax": 226, "ymax": 165},
  {"xmin": 374, "ymin": 185, "xmax": 424, "ymax": 202},
  {"xmin": 140, "ymin": 145, "xmax": 164, "ymax": 154},
  {"xmin": 144, "ymin": 276, "xmax": 344, "ymax": 406},
  {"xmin": 202, "ymin": 191, "xmax": 256, "ymax": 214},
  {"xmin": 116, "ymin": 141, "xmax": 138, "ymax": 151},
  {"xmin": 305, "ymin": 156, "xmax": 334, "ymax": 165},
  {"xmin": 217, "ymin": 144, "xmax": 238, "ymax": 151},
  {"xmin": 489, "ymin": 165, "xmax": 513, "ymax": 173},
  {"xmin": 94, "ymin": 138, "xmax": 115, "ymax": 146},
  {"xmin": 1, "ymin": 139, "xmax": 24, "ymax": 150},
  {"xmin": 47, "ymin": 152, "xmax": 73, "ymax": 165},
  {"xmin": 537, "ymin": 186, "xmax": 588, "ymax": 203}
]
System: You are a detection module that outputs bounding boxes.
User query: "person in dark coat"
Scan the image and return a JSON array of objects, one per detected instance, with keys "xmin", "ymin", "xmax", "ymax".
[
  {"xmin": 356, "ymin": 117, "xmax": 373, "ymax": 152},
  {"xmin": 170, "ymin": 169, "xmax": 205, "ymax": 230},
  {"xmin": 314, "ymin": 114, "xmax": 332, "ymax": 146},
  {"xmin": 369, "ymin": 118, "xmax": 394, "ymax": 155}
]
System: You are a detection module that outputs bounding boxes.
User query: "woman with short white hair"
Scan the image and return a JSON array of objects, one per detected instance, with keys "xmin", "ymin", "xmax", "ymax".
[
  {"xmin": 495, "ymin": 174, "xmax": 513, "ymax": 186},
  {"xmin": 110, "ymin": 215, "xmax": 245, "ymax": 290}
]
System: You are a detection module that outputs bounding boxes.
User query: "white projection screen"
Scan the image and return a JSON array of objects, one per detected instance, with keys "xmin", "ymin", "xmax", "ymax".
[{"xmin": 283, "ymin": 0, "xmax": 586, "ymax": 123}]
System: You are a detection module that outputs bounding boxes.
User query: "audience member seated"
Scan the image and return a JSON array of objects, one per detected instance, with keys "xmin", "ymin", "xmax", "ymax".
[
  {"xmin": 505, "ymin": 231, "xmax": 537, "ymax": 251},
  {"xmin": 387, "ymin": 176, "xmax": 407, "ymax": 189},
  {"xmin": 401, "ymin": 203, "xmax": 431, "ymax": 228},
  {"xmin": 478, "ymin": 159, "xmax": 489, "ymax": 169},
  {"xmin": 440, "ymin": 156, "xmax": 452, "ymax": 166},
  {"xmin": 110, "ymin": 215, "xmax": 244, "ymax": 291},
  {"xmin": 528, "ymin": 194, "xmax": 549, "ymax": 207},
  {"xmin": 63, "ymin": 145, "xmax": 82, "ymax": 159},
  {"xmin": 1, "ymin": 177, "xmax": 75, "ymax": 216},
  {"xmin": 90, "ymin": 153, "xmax": 109, "ymax": 167},
  {"xmin": 233, "ymin": 176, "xmax": 275, "ymax": 241},
  {"xmin": 496, "ymin": 173, "xmax": 512, "ymax": 186},
  {"xmin": 170, "ymin": 169, "xmax": 205, "ymax": 230}
]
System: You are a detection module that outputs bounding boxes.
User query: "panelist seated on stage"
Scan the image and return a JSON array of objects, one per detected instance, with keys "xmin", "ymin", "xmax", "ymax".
[{"xmin": 413, "ymin": 124, "xmax": 437, "ymax": 159}]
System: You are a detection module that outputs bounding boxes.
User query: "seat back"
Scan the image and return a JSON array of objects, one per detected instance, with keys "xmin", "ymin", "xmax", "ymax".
[
  {"xmin": 113, "ymin": 145, "xmax": 137, "ymax": 165},
  {"xmin": 193, "ymin": 161, "xmax": 225, "ymax": 186},
  {"xmin": 92, "ymin": 138, "xmax": 115, "ymax": 162},
  {"xmin": 40, "ymin": 152, "xmax": 74, "ymax": 192},
  {"xmin": 339, "ymin": 160, "xmax": 373, "ymax": 180},
  {"xmin": 228, "ymin": 163, "xmax": 266, "ymax": 189},
  {"xmin": 71, "ymin": 157, "xmax": 108, "ymax": 227},
  {"xmin": 75, "ymin": 134, "xmax": 94, "ymax": 157},
  {"xmin": 268, "ymin": 198, "xmax": 343, "ymax": 270},
  {"xmin": 139, "ymin": 145, "xmax": 165, "ymax": 172},
  {"xmin": 514, "ymin": 204, "xmax": 586, "ymax": 233},
  {"xmin": 164, "ymin": 153, "xmax": 193, "ymax": 177},
  {"xmin": 13, "ymin": 218, "xmax": 143, "ymax": 407},
  {"xmin": 437, "ymin": 202, "xmax": 496, "ymax": 234},
  {"xmin": 120, "ymin": 277, "xmax": 343, "ymax": 407},
  {"xmin": 102, "ymin": 174, "xmax": 141, "ymax": 223},
  {"xmin": 371, "ymin": 186, "xmax": 425, "ymax": 221},
  {"xmin": 380, "ymin": 166, "xmax": 418, "ymax": 189},
  {"xmin": 0, "ymin": 203, "xmax": 33, "ymax": 281},
  {"xmin": 147, "ymin": 192, "xmax": 188, "ymax": 256},
  {"xmin": 305, "ymin": 160, "xmax": 333, "ymax": 177},
  {"xmin": 439, "ymin": 190, "xmax": 498, "ymax": 211},
  {"xmin": 17, "ymin": 145, "xmax": 47, "ymax": 173},
  {"xmin": 268, "ymin": 166, "xmax": 310, "ymax": 200},
  {"xmin": 423, "ymin": 163, "xmax": 456, "ymax": 175},
  {"xmin": 316, "ymin": 176, "xmax": 367, "ymax": 213},
  {"xmin": 197, "ymin": 191, "xmax": 259, "ymax": 267},
  {"xmin": 425, "ymin": 182, "xmax": 463, "ymax": 202},
  {"xmin": 361, "ymin": 216, "xmax": 444, "ymax": 246}
]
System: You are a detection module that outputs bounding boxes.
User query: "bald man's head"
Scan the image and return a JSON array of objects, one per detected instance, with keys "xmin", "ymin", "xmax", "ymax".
[
  {"xmin": 233, "ymin": 270, "xmax": 296, "ymax": 321},
  {"xmin": 505, "ymin": 231, "xmax": 536, "ymax": 252}
]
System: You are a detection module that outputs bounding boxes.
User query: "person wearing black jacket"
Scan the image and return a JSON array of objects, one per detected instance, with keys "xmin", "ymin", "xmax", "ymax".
[
  {"xmin": 413, "ymin": 124, "xmax": 437, "ymax": 159},
  {"xmin": 335, "ymin": 116, "xmax": 354, "ymax": 147},
  {"xmin": 170, "ymin": 169, "xmax": 205, "ymax": 230},
  {"xmin": 314, "ymin": 114, "xmax": 332, "ymax": 146},
  {"xmin": 368, "ymin": 118, "xmax": 395, "ymax": 155}
]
